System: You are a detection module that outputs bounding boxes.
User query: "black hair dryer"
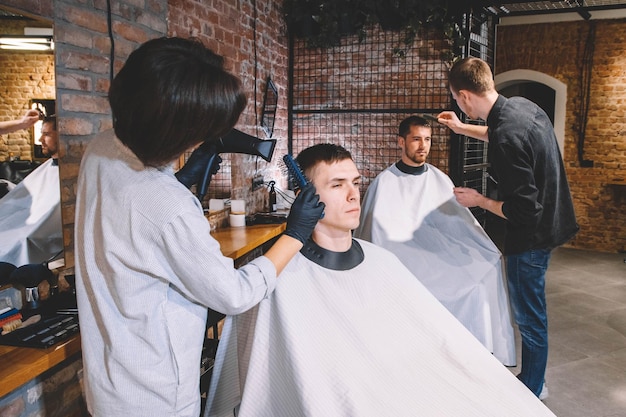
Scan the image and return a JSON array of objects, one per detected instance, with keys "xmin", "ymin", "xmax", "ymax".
[{"xmin": 196, "ymin": 129, "xmax": 276, "ymax": 201}]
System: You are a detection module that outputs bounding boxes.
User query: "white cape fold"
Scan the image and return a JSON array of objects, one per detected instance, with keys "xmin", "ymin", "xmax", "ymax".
[
  {"xmin": 205, "ymin": 240, "xmax": 553, "ymax": 417},
  {"xmin": 354, "ymin": 163, "xmax": 515, "ymax": 365},
  {"xmin": 0, "ymin": 159, "xmax": 62, "ymax": 266}
]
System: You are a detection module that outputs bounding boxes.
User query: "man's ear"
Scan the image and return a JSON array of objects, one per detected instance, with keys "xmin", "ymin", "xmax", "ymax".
[
  {"xmin": 397, "ymin": 135, "xmax": 404, "ymax": 148},
  {"xmin": 457, "ymin": 89, "xmax": 471, "ymax": 103}
]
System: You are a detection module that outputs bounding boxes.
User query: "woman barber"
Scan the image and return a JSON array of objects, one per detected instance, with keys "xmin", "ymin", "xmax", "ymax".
[{"xmin": 74, "ymin": 37, "xmax": 324, "ymax": 417}]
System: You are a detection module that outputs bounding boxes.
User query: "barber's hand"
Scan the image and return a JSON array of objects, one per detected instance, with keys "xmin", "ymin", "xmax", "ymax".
[
  {"xmin": 175, "ymin": 141, "xmax": 222, "ymax": 189},
  {"xmin": 284, "ymin": 183, "xmax": 325, "ymax": 244},
  {"xmin": 436, "ymin": 111, "xmax": 464, "ymax": 134},
  {"xmin": 21, "ymin": 109, "xmax": 40, "ymax": 128},
  {"xmin": 453, "ymin": 186, "xmax": 484, "ymax": 208}
]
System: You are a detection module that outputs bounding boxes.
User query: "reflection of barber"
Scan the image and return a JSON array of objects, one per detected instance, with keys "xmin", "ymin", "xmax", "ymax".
[
  {"xmin": 74, "ymin": 37, "xmax": 324, "ymax": 417},
  {"xmin": 0, "ymin": 109, "xmax": 39, "ymax": 135}
]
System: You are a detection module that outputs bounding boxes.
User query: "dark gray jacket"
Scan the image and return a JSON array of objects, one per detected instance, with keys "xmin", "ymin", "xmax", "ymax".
[{"xmin": 487, "ymin": 95, "xmax": 579, "ymax": 255}]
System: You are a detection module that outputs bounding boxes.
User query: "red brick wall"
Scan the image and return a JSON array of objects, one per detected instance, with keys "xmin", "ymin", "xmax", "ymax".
[
  {"xmin": 168, "ymin": 0, "xmax": 289, "ymax": 213},
  {"xmin": 497, "ymin": 20, "xmax": 626, "ymax": 253},
  {"xmin": 289, "ymin": 28, "xmax": 453, "ymax": 196}
]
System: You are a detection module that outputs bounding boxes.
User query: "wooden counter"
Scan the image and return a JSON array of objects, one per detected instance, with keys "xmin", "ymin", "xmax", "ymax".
[
  {"xmin": 210, "ymin": 223, "xmax": 286, "ymax": 259},
  {"xmin": 0, "ymin": 336, "xmax": 81, "ymax": 398},
  {"xmin": 0, "ymin": 222, "xmax": 286, "ymax": 398}
]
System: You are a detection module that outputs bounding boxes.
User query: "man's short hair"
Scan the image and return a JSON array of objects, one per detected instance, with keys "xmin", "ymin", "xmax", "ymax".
[
  {"xmin": 448, "ymin": 57, "xmax": 495, "ymax": 95},
  {"xmin": 296, "ymin": 143, "xmax": 353, "ymax": 177},
  {"xmin": 108, "ymin": 36, "xmax": 247, "ymax": 167},
  {"xmin": 42, "ymin": 115, "xmax": 56, "ymax": 130},
  {"xmin": 398, "ymin": 116, "xmax": 431, "ymax": 138}
]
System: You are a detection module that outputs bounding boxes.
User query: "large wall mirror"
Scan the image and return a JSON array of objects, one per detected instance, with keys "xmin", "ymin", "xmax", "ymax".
[{"xmin": 0, "ymin": 7, "xmax": 61, "ymax": 268}]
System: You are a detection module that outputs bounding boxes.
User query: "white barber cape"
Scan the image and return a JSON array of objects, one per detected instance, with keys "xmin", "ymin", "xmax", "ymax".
[
  {"xmin": 354, "ymin": 163, "xmax": 515, "ymax": 365},
  {"xmin": 0, "ymin": 159, "xmax": 62, "ymax": 266},
  {"xmin": 205, "ymin": 239, "xmax": 555, "ymax": 417}
]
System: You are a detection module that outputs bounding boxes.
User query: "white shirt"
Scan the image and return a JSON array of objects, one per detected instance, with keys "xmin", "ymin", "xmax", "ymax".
[{"xmin": 74, "ymin": 130, "xmax": 276, "ymax": 417}]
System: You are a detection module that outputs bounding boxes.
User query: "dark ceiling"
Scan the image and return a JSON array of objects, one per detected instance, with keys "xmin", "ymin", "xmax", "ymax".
[
  {"xmin": 480, "ymin": 0, "xmax": 626, "ymax": 19},
  {"xmin": 2, "ymin": 1, "xmax": 626, "ymax": 21}
]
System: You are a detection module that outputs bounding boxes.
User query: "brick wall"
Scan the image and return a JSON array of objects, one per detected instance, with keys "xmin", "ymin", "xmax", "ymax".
[
  {"xmin": 289, "ymin": 27, "xmax": 453, "ymax": 196},
  {"xmin": 0, "ymin": 17, "xmax": 55, "ymax": 161},
  {"xmin": 54, "ymin": 0, "xmax": 168, "ymax": 266},
  {"xmin": 497, "ymin": 19, "xmax": 626, "ymax": 253},
  {"xmin": 168, "ymin": 0, "xmax": 289, "ymax": 213}
]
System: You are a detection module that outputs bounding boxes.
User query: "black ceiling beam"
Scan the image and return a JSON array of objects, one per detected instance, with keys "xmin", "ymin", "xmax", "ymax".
[{"xmin": 480, "ymin": 1, "xmax": 626, "ymax": 18}]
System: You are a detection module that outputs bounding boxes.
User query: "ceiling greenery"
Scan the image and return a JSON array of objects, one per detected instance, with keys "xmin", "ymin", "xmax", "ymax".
[{"xmin": 282, "ymin": 0, "xmax": 486, "ymax": 58}]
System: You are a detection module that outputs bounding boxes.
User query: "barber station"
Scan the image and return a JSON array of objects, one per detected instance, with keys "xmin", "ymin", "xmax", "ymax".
[{"xmin": 1, "ymin": 1, "xmax": 625, "ymax": 417}]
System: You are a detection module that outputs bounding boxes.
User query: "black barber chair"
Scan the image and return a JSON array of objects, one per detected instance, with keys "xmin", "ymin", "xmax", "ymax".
[
  {"xmin": 0, "ymin": 160, "xmax": 42, "ymax": 198},
  {"xmin": 0, "ymin": 160, "xmax": 41, "ymax": 184}
]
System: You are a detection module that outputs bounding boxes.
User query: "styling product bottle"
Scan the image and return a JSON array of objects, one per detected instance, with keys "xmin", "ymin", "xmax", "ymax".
[{"xmin": 269, "ymin": 181, "xmax": 277, "ymax": 212}]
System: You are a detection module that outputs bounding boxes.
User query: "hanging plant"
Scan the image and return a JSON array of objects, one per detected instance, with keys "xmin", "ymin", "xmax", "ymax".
[
  {"xmin": 390, "ymin": 0, "xmax": 468, "ymax": 59},
  {"xmin": 282, "ymin": 0, "xmax": 371, "ymax": 47},
  {"xmin": 282, "ymin": 0, "xmax": 476, "ymax": 60}
]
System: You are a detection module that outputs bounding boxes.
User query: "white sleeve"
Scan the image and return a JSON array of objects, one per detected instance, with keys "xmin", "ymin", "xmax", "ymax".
[{"xmin": 160, "ymin": 212, "xmax": 277, "ymax": 315}]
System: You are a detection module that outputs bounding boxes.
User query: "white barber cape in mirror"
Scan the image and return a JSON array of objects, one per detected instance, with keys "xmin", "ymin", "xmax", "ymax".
[
  {"xmin": 205, "ymin": 240, "xmax": 554, "ymax": 417},
  {"xmin": 355, "ymin": 163, "xmax": 516, "ymax": 366},
  {"xmin": 0, "ymin": 158, "xmax": 62, "ymax": 266}
]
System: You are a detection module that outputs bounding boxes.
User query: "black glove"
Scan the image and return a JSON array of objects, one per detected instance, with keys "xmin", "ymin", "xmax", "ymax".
[
  {"xmin": 175, "ymin": 141, "xmax": 222, "ymax": 189},
  {"xmin": 284, "ymin": 182, "xmax": 325, "ymax": 244}
]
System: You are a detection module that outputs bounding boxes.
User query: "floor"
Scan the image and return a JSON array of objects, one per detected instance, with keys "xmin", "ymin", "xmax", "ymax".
[{"xmin": 506, "ymin": 247, "xmax": 626, "ymax": 417}]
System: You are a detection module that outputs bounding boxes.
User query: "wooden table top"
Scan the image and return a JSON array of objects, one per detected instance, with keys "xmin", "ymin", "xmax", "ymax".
[
  {"xmin": 0, "ymin": 222, "xmax": 286, "ymax": 398},
  {"xmin": 0, "ymin": 335, "xmax": 81, "ymax": 398},
  {"xmin": 210, "ymin": 223, "xmax": 286, "ymax": 259}
]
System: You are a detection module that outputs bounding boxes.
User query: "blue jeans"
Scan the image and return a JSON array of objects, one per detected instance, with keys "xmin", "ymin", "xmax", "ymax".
[{"xmin": 506, "ymin": 249, "xmax": 552, "ymax": 397}]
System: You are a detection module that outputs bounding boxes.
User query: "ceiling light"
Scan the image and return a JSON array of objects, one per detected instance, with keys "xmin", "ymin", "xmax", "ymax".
[{"xmin": 0, "ymin": 36, "xmax": 54, "ymax": 51}]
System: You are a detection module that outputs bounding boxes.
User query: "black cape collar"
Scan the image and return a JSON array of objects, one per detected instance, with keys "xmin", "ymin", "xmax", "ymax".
[
  {"xmin": 395, "ymin": 160, "xmax": 427, "ymax": 175},
  {"xmin": 301, "ymin": 238, "xmax": 364, "ymax": 271}
]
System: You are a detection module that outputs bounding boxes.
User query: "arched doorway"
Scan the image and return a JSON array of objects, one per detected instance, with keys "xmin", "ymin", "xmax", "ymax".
[
  {"xmin": 499, "ymin": 82, "xmax": 555, "ymax": 124},
  {"xmin": 495, "ymin": 69, "xmax": 566, "ymax": 156}
]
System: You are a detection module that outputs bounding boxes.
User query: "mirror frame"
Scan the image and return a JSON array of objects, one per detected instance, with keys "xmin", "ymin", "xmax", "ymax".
[{"xmin": 260, "ymin": 77, "xmax": 278, "ymax": 138}]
